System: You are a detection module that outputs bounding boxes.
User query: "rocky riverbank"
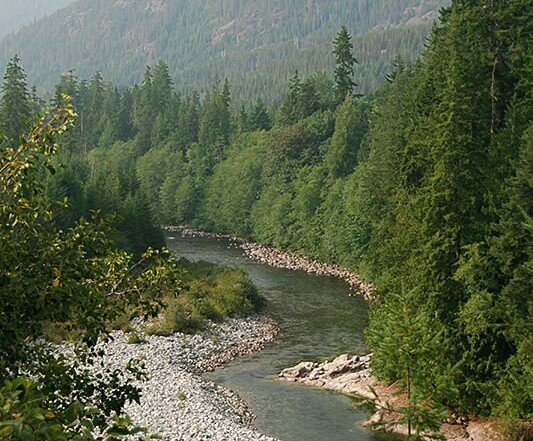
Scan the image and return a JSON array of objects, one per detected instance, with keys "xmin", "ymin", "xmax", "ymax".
[
  {"xmin": 279, "ymin": 354, "xmax": 507, "ymax": 441},
  {"xmin": 96, "ymin": 315, "xmax": 279, "ymax": 441},
  {"xmin": 169, "ymin": 227, "xmax": 374, "ymax": 299}
]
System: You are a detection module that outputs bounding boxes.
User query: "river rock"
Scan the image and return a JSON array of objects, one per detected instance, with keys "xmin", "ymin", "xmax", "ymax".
[
  {"xmin": 279, "ymin": 353, "xmax": 508, "ymax": 441},
  {"xmin": 279, "ymin": 361, "xmax": 318, "ymax": 379},
  {"xmin": 279, "ymin": 354, "xmax": 372, "ymax": 391}
]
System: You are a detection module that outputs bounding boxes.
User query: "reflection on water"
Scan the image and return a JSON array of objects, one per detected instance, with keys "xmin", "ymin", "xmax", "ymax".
[{"xmin": 167, "ymin": 236, "xmax": 399, "ymax": 441}]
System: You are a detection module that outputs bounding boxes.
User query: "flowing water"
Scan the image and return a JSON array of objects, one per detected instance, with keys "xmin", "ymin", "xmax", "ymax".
[{"xmin": 167, "ymin": 235, "xmax": 399, "ymax": 441}]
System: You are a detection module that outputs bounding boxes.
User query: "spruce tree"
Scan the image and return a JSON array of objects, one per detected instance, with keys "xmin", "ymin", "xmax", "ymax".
[
  {"xmin": 198, "ymin": 80, "xmax": 232, "ymax": 171},
  {"xmin": 176, "ymin": 93, "xmax": 199, "ymax": 151},
  {"xmin": 151, "ymin": 60, "xmax": 173, "ymax": 112},
  {"xmin": 53, "ymin": 71, "xmax": 81, "ymax": 152},
  {"xmin": 332, "ymin": 26, "xmax": 357, "ymax": 104},
  {"xmin": 86, "ymin": 71, "xmax": 105, "ymax": 147},
  {"xmin": 28, "ymin": 86, "xmax": 44, "ymax": 118},
  {"xmin": 298, "ymin": 80, "xmax": 320, "ymax": 118},
  {"xmin": 0, "ymin": 55, "xmax": 30, "ymax": 144},
  {"xmin": 248, "ymin": 99, "xmax": 272, "ymax": 131},
  {"xmin": 134, "ymin": 66, "xmax": 155, "ymax": 155},
  {"xmin": 277, "ymin": 71, "xmax": 303, "ymax": 126},
  {"xmin": 325, "ymin": 94, "xmax": 368, "ymax": 179},
  {"xmin": 367, "ymin": 288, "xmax": 452, "ymax": 440}
]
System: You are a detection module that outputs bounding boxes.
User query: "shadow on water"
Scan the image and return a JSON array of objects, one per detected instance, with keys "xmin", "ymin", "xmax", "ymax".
[{"xmin": 167, "ymin": 235, "xmax": 400, "ymax": 441}]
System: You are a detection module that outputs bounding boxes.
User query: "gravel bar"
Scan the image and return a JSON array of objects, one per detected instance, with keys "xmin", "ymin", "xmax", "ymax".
[{"xmin": 99, "ymin": 315, "xmax": 279, "ymax": 441}]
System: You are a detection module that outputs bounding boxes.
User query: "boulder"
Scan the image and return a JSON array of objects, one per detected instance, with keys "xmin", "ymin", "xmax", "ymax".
[{"xmin": 279, "ymin": 361, "xmax": 317, "ymax": 379}]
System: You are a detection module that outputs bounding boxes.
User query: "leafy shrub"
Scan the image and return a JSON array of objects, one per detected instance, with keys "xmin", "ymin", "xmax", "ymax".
[
  {"xmin": 147, "ymin": 296, "xmax": 206, "ymax": 335},
  {"xmin": 127, "ymin": 331, "xmax": 146, "ymax": 344},
  {"xmin": 147, "ymin": 260, "xmax": 265, "ymax": 335}
]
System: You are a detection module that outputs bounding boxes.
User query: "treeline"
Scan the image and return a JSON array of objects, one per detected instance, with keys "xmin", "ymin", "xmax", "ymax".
[
  {"xmin": 1, "ymin": 0, "xmax": 531, "ymax": 436},
  {"xmin": 0, "ymin": 0, "xmax": 449, "ymax": 101}
]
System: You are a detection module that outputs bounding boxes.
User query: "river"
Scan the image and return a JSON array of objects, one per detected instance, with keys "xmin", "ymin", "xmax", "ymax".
[{"xmin": 167, "ymin": 234, "xmax": 398, "ymax": 441}]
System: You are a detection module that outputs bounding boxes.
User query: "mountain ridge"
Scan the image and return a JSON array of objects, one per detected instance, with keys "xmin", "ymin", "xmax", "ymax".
[{"xmin": 0, "ymin": 0, "xmax": 450, "ymax": 101}]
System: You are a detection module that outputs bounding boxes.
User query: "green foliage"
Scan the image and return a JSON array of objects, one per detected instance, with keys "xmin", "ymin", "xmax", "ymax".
[
  {"xmin": 367, "ymin": 289, "xmax": 456, "ymax": 439},
  {"xmin": 0, "ymin": 101, "xmax": 181, "ymax": 438},
  {"xmin": 201, "ymin": 133, "xmax": 267, "ymax": 236},
  {"xmin": 127, "ymin": 331, "xmax": 146, "ymax": 345},
  {"xmin": 148, "ymin": 260, "xmax": 265, "ymax": 335},
  {"xmin": 325, "ymin": 95, "xmax": 369, "ymax": 179},
  {"xmin": 247, "ymin": 100, "xmax": 272, "ymax": 132},
  {"xmin": 359, "ymin": 0, "xmax": 533, "ymax": 423},
  {"xmin": 0, "ymin": 56, "xmax": 30, "ymax": 144},
  {"xmin": 333, "ymin": 26, "xmax": 358, "ymax": 103},
  {"xmin": 0, "ymin": 360, "xmax": 158, "ymax": 440}
]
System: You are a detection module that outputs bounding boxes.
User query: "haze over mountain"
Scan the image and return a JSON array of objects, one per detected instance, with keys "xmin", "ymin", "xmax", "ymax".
[
  {"xmin": 0, "ymin": 0, "xmax": 450, "ymax": 101},
  {"xmin": 0, "ymin": 0, "xmax": 76, "ymax": 40}
]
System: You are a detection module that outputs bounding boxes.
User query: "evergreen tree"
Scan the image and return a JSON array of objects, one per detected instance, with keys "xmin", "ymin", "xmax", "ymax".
[
  {"xmin": 151, "ymin": 60, "xmax": 173, "ymax": 112},
  {"xmin": 325, "ymin": 95, "xmax": 368, "ymax": 179},
  {"xmin": 0, "ymin": 55, "xmax": 30, "ymax": 144},
  {"xmin": 118, "ymin": 89, "xmax": 136, "ymax": 141},
  {"xmin": 298, "ymin": 80, "xmax": 320, "ymax": 118},
  {"xmin": 248, "ymin": 99, "xmax": 272, "ymax": 131},
  {"xmin": 367, "ymin": 288, "xmax": 453, "ymax": 440},
  {"xmin": 332, "ymin": 26, "xmax": 358, "ymax": 104},
  {"xmin": 175, "ymin": 92, "xmax": 199, "ymax": 151},
  {"xmin": 53, "ymin": 71, "xmax": 82, "ymax": 152},
  {"xmin": 28, "ymin": 86, "xmax": 44, "ymax": 117},
  {"xmin": 198, "ymin": 79, "xmax": 232, "ymax": 172},
  {"xmin": 134, "ymin": 66, "xmax": 155, "ymax": 155},
  {"xmin": 277, "ymin": 71, "xmax": 303, "ymax": 126},
  {"xmin": 98, "ymin": 86, "xmax": 122, "ymax": 147},
  {"xmin": 85, "ymin": 71, "xmax": 105, "ymax": 147},
  {"xmin": 236, "ymin": 104, "xmax": 249, "ymax": 133}
]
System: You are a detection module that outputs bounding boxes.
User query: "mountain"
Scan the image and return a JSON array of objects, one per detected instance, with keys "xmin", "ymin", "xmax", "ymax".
[
  {"xmin": 0, "ymin": 0, "xmax": 76, "ymax": 40},
  {"xmin": 0, "ymin": 0, "xmax": 450, "ymax": 101}
]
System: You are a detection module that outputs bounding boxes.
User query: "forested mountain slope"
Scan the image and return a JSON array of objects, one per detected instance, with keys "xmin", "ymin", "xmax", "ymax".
[
  {"xmin": 0, "ymin": 0, "xmax": 75, "ymax": 39},
  {"xmin": 0, "ymin": 0, "xmax": 449, "ymax": 101}
]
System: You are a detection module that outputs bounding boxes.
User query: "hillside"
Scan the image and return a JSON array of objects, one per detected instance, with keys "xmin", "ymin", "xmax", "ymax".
[
  {"xmin": 0, "ymin": 0, "xmax": 449, "ymax": 101},
  {"xmin": 0, "ymin": 0, "xmax": 76, "ymax": 40}
]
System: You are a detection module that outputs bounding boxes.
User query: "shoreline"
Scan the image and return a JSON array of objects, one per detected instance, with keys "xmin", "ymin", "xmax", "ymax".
[
  {"xmin": 99, "ymin": 314, "xmax": 280, "ymax": 440},
  {"xmin": 278, "ymin": 354, "xmax": 508, "ymax": 441},
  {"xmin": 165, "ymin": 226, "xmax": 374, "ymax": 299},
  {"xmin": 162, "ymin": 227, "xmax": 522, "ymax": 441}
]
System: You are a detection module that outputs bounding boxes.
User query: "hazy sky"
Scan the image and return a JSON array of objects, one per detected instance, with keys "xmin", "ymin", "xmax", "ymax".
[{"xmin": 0, "ymin": 0, "xmax": 76, "ymax": 40}]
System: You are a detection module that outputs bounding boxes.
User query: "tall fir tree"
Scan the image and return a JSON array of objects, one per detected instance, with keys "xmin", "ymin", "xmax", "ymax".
[
  {"xmin": 248, "ymin": 99, "xmax": 272, "ymax": 131},
  {"xmin": 0, "ymin": 55, "xmax": 30, "ymax": 144},
  {"xmin": 85, "ymin": 71, "xmax": 105, "ymax": 148},
  {"xmin": 332, "ymin": 26, "xmax": 358, "ymax": 104},
  {"xmin": 325, "ymin": 94, "xmax": 368, "ymax": 179},
  {"xmin": 277, "ymin": 71, "xmax": 303, "ymax": 126}
]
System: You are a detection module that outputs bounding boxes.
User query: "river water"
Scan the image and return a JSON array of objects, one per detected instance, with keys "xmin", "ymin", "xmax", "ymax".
[{"xmin": 167, "ymin": 235, "xmax": 398, "ymax": 441}]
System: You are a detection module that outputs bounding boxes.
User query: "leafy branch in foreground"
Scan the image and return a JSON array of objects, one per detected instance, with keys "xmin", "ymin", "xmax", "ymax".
[{"xmin": 0, "ymin": 97, "xmax": 181, "ymax": 439}]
